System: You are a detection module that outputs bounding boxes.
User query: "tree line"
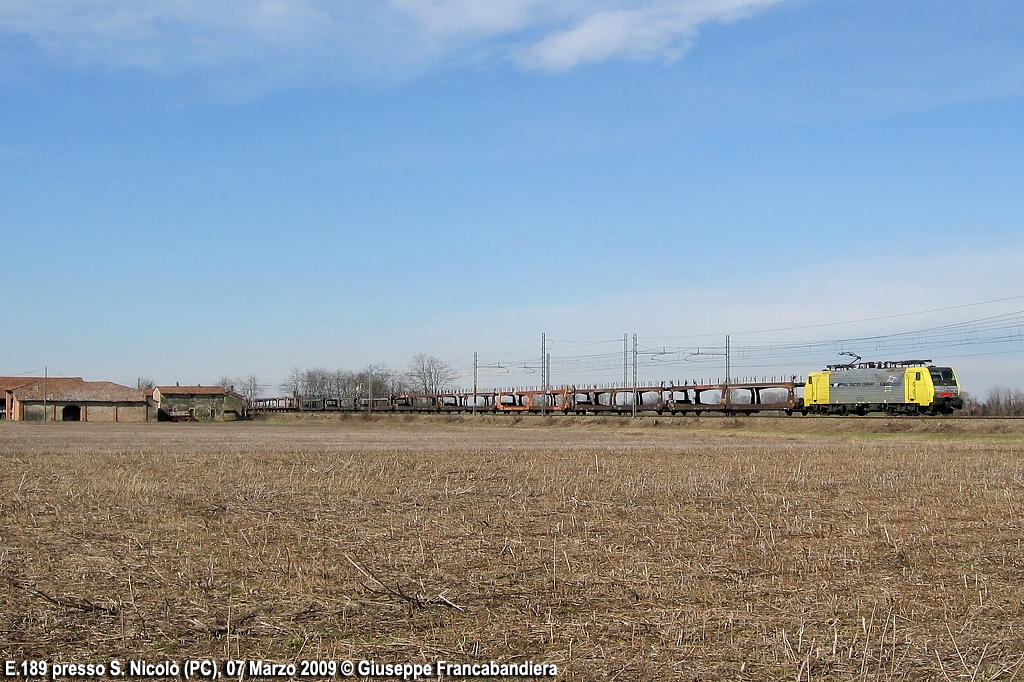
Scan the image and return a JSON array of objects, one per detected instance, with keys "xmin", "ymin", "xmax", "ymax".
[
  {"xmin": 960, "ymin": 387, "xmax": 1024, "ymax": 417},
  {"xmin": 221, "ymin": 354, "xmax": 460, "ymax": 402}
]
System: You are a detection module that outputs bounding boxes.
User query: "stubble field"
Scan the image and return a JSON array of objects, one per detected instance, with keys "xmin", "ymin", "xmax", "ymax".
[{"xmin": 1, "ymin": 416, "xmax": 1023, "ymax": 680}]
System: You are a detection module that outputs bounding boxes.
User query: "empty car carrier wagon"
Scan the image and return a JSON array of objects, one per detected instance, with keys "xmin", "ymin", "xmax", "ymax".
[{"xmin": 803, "ymin": 360, "xmax": 962, "ymax": 415}]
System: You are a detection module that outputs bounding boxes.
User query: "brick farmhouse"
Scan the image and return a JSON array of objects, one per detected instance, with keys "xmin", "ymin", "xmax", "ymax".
[
  {"xmin": 152, "ymin": 385, "xmax": 247, "ymax": 421},
  {"xmin": 1, "ymin": 377, "xmax": 148, "ymax": 422}
]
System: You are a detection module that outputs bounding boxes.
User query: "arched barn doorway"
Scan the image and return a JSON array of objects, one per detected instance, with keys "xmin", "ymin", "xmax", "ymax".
[{"xmin": 62, "ymin": 405, "xmax": 82, "ymax": 421}]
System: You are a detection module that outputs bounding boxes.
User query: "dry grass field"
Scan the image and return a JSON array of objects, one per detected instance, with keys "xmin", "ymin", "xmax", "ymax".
[{"xmin": 2, "ymin": 416, "xmax": 1023, "ymax": 680}]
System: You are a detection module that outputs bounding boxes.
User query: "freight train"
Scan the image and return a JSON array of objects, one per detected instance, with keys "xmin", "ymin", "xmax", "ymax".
[{"xmin": 249, "ymin": 359, "xmax": 962, "ymax": 416}]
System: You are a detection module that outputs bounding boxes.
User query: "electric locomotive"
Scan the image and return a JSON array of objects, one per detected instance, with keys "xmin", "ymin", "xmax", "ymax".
[{"xmin": 803, "ymin": 359, "xmax": 961, "ymax": 415}]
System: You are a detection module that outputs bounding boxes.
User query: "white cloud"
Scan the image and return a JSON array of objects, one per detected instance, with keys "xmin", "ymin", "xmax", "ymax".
[
  {"xmin": 0, "ymin": 0, "xmax": 788, "ymax": 82},
  {"xmin": 0, "ymin": 1, "xmax": 347, "ymax": 75},
  {"xmin": 518, "ymin": 0, "xmax": 782, "ymax": 70}
]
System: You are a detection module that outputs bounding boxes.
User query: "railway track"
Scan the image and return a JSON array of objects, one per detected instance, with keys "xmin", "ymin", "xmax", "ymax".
[{"xmin": 687, "ymin": 413, "xmax": 1023, "ymax": 420}]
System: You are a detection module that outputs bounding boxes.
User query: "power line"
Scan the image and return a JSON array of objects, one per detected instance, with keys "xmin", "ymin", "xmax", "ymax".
[{"xmin": 644, "ymin": 293, "xmax": 1024, "ymax": 340}]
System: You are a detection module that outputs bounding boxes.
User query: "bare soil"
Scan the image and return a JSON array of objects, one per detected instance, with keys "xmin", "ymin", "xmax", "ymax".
[{"xmin": 1, "ymin": 418, "xmax": 1023, "ymax": 680}]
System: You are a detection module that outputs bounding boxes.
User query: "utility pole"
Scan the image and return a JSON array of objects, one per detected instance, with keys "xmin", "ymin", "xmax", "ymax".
[
  {"xmin": 546, "ymin": 352, "xmax": 551, "ymax": 410},
  {"xmin": 541, "ymin": 333, "xmax": 546, "ymax": 417},
  {"xmin": 367, "ymin": 365, "xmax": 373, "ymax": 415},
  {"xmin": 623, "ymin": 333, "xmax": 628, "ymax": 389},
  {"xmin": 725, "ymin": 335, "xmax": 731, "ymax": 384},
  {"xmin": 472, "ymin": 352, "xmax": 478, "ymax": 416},
  {"xmin": 632, "ymin": 335, "xmax": 638, "ymax": 419},
  {"xmin": 43, "ymin": 366, "xmax": 48, "ymax": 423}
]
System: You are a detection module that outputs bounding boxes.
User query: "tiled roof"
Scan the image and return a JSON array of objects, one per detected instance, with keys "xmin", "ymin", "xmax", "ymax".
[
  {"xmin": 0, "ymin": 376, "xmax": 62, "ymax": 392},
  {"xmin": 12, "ymin": 379, "xmax": 146, "ymax": 403},
  {"xmin": 156, "ymin": 385, "xmax": 229, "ymax": 397}
]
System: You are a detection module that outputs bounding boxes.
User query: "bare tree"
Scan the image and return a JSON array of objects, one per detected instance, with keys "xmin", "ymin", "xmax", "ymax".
[
  {"xmin": 407, "ymin": 354, "xmax": 459, "ymax": 394},
  {"xmin": 983, "ymin": 386, "xmax": 1024, "ymax": 416},
  {"xmin": 216, "ymin": 375, "xmax": 264, "ymax": 400},
  {"xmin": 276, "ymin": 364, "xmax": 418, "ymax": 401},
  {"xmin": 331, "ymin": 369, "xmax": 358, "ymax": 396},
  {"xmin": 385, "ymin": 367, "xmax": 412, "ymax": 396},
  {"xmin": 303, "ymin": 368, "xmax": 333, "ymax": 399},
  {"xmin": 280, "ymin": 367, "xmax": 304, "ymax": 399},
  {"xmin": 353, "ymin": 365, "xmax": 408, "ymax": 398},
  {"xmin": 236, "ymin": 375, "xmax": 266, "ymax": 402},
  {"xmin": 959, "ymin": 387, "xmax": 1024, "ymax": 416}
]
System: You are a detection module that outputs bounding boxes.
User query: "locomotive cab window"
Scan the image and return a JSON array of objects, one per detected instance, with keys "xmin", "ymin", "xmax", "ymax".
[
  {"xmin": 930, "ymin": 368, "xmax": 956, "ymax": 384},
  {"xmin": 915, "ymin": 372, "xmax": 921, "ymax": 380}
]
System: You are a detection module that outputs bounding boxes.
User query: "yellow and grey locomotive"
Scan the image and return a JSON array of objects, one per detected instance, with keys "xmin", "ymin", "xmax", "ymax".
[{"xmin": 803, "ymin": 360, "xmax": 961, "ymax": 415}]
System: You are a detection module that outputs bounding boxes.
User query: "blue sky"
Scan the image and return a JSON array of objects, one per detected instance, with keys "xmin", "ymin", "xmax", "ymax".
[{"xmin": 2, "ymin": 0, "xmax": 1023, "ymax": 395}]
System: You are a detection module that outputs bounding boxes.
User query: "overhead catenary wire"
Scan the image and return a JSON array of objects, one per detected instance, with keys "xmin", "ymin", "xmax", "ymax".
[
  {"xmin": 263, "ymin": 295, "xmax": 1024, "ymax": 394},
  {"xmin": 460, "ymin": 302, "xmax": 1024, "ymax": 390},
  {"xmin": 644, "ymin": 293, "xmax": 1024, "ymax": 340}
]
